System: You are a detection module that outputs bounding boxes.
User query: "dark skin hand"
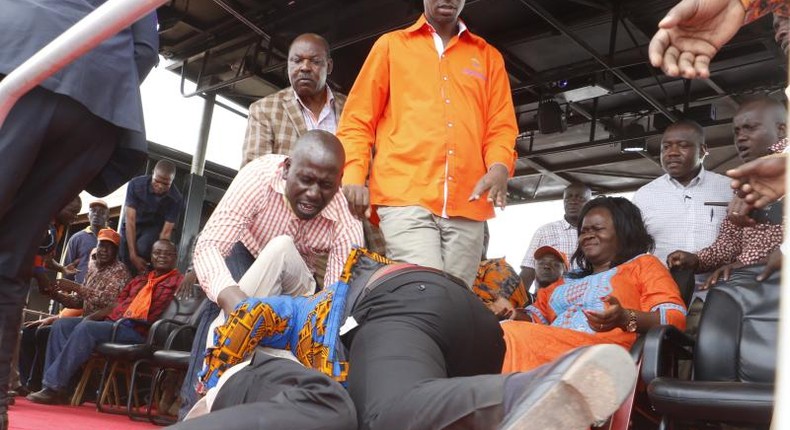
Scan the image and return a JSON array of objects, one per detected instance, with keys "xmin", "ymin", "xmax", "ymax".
[
  {"xmin": 666, "ymin": 250, "xmax": 700, "ymax": 271},
  {"xmin": 342, "ymin": 184, "xmax": 370, "ymax": 219},
  {"xmin": 756, "ymin": 249, "xmax": 782, "ymax": 282},
  {"xmin": 485, "ymin": 295, "xmax": 515, "ymax": 320},
  {"xmin": 176, "ymin": 271, "xmax": 198, "ymax": 300},
  {"xmin": 701, "ymin": 261, "xmax": 745, "ymax": 290},
  {"xmin": 727, "ymin": 196, "xmax": 755, "ymax": 227},
  {"xmin": 584, "ymin": 296, "xmax": 661, "ymax": 333},
  {"xmin": 469, "ymin": 164, "xmax": 509, "ymax": 210},
  {"xmin": 727, "ymin": 153, "xmax": 787, "ymax": 209}
]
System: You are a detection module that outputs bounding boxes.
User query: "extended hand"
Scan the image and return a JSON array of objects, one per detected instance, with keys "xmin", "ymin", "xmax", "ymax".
[
  {"xmin": 484, "ymin": 295, "xmax": 515, "ymax": 320},
  {"xmin": 342, "ymin": 184, "xmax": 370, "ymax": 219},
  {"xmin": 666, "ymin": 250, "xmax": 700, "ymax": 270},
  {"xmin": 727, "ymin": 154, "xmax": 787, "ymax": 209},
  {"xmin": 62, "ymin": 260, "xmax": 80, "ymax": 276},
  {"xmin": 648, "ymin": 0, "xmax": 746, "ymax": 78},
  {"xmin": 756, "ymin": 249, "xmax": 782, "ymax": 282},
  {"xmin": 584, "ymin": 295, "xmax": 627, "ymax": 332},
  {"xmin": 702, "ymin": 261, "xmax": 744, "ymax": 289},
  {"xmin": 469, "ymin": 164, "xmax": 509, "ymax": 209},
  {"xmin": 727, "ymin": 195, "xmax": 755, "ymax": 227}
]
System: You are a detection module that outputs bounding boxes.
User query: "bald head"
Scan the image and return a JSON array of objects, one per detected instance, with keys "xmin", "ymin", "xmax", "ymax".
[
  {"xmin": 289, "ymin": 33, "xmax": 330, "ymax": 58},
  {"xmin": 284, "ymin": 130, "xmax": 345, "ymax": 220},
  {"xmin": 563, "ymin": 182, "xmax": 592, "ymax": 225},
  {"xmin": 733, "ymin": 96, "xmax": 787, "ymax": 162}
]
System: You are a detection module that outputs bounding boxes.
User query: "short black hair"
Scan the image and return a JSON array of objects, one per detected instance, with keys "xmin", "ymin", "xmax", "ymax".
[
  {"xmin": 154, "ymin": 159, "xmax": 177, "ymax": 177},
  {"xmin": 665, "ymin": 119, "xmax": 704, "ymax": 144},
  {"xmin": 289, "ymin": 33, "xmax": 331, "ymax": 59},
  {"xmin": 570, "ymin": 196, "xmax": 655, "ymax": 277}
]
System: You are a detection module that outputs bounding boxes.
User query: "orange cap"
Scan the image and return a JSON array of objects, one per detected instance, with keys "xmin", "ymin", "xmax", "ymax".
[
  {"xmin": 97, "ymin": 228, "xmax": 121, "ymax": 247},
  {"xmin": 534, "ymin": 245, "xmax": 570, "ymax": 270}
]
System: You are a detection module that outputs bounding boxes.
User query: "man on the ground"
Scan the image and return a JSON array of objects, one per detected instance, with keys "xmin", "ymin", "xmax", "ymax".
[
  {"xmin": 519, "ymin": 183, "xmax": 591, "ymax": 288},
  {"xmin": 168, "ymin": 249, "xmax": 636, "ymax": 430},
  {"xmin": 337, "ymin": 0, "xmax": 518, "ymax": 288},
  {"xmin": 121, "ymin": 160, "xmax": 184, "ymax": 274},
  {"xmin": 26, "ymin": 239, "xmax": 180, "ymax": 405}
]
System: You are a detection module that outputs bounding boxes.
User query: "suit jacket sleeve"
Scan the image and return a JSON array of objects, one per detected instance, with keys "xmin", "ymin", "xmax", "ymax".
[{"xmin": 131, "ymin": 12, "xmax": 159, "ymax": 83}]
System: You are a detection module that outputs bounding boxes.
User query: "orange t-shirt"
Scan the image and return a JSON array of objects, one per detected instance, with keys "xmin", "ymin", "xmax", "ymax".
[{"xmin": 337, "ymin": 15, "xmax": 517, "ymax": 221}]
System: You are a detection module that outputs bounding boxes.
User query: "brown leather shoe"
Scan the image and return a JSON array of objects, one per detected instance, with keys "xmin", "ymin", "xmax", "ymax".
[{"xmin": 26, "ymin": 387, "xmax": 65, "ymax": 405}]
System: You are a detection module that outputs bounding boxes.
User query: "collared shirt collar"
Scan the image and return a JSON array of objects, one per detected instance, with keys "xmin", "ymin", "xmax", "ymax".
[
  {"xmin": 560, "ymin": 218, "xmax": 574, "ymax": 230},
  {"xmin": 292, "ymin": 86, "xmax": 335, "ymax": 112},
  {"xmin": 664, "ymin": 166, "xmax": 707, "ymax": 189},
  {"xmin": 270, "ymin": 160, "xmax": 341, "ymax": 222},
  {"xmin": 406, "ymin": 14, "xmax": 468, "ymax": 36}
]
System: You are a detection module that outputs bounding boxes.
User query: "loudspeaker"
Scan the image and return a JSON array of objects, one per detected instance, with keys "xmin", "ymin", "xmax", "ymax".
[{"xmin": 537, "ymin": 100, "xmax": 566, "ymax": 134}]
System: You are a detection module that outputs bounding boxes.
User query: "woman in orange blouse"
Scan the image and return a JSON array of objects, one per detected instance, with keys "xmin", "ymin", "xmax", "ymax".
[{"xmin": 501, "ymin": 197, "xmax": 687, "ymax": 373}]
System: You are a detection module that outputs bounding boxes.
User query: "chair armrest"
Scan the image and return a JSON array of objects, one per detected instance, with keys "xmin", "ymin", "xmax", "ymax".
[
  {"xmin": 641, "ymin": 324, "xmax": 695, "ymax": 386},
  {"xmin": 163, "ymin": 324, "xmax": 197, "ymax": 350},
  {"xmin": 110, "ymin": 317, "xmax": 150, "ymax": 341},
  {"xmin": 148, "ymin": 318, "xmax": 188, "ymax": 347}
]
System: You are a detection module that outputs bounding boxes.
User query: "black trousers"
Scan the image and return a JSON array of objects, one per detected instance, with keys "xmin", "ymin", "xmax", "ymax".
[
  {"xmin": 18, "ymin": 324, "xmax": 50, "ymax": 391},
  {"xmin": 345, "ymin": 271, "xmax": 507, "ymax": 430},
  {"xmin": 170, "ymin": 269, "xmax": 509, "ymax": 430},
  {"xmin": 0, "ymin": 85, "xmax": 118, "ymax": 413}
]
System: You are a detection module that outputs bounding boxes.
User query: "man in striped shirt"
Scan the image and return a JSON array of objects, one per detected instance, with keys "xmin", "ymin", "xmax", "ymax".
[{"xmin": 182, "ymin": 131, "xmax": 363, "ymax": 410}]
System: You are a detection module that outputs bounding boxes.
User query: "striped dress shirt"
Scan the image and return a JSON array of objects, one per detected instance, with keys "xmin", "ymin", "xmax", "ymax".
[{"xmin": 193, "ymin": 155, "xmax": 364, "ymax": 301}]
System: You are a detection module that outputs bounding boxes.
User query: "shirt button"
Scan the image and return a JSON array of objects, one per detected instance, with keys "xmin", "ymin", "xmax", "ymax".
[
  {"xmin": 448, "ymin": 150, "xmax": 454, "ymax": 155},
  {"xmin": 448, "ymin": 176, "xmax": 454, "ymax": 181},
  {"xmin": 443, "ymin": 76, "xmax": 448, "ymax": 81},
  {"xmin": 445, "ymin": 99, "xmax": 451, "ymax": 104},
  {"xmin": 447, "ymin": 122, "xmax": 453, "ymax": 128}
]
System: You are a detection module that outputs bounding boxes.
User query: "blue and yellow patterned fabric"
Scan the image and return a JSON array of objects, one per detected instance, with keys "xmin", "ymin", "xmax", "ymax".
[{"xmin": 199, "ymin": 247, "xmax": 395, "ymax": 392}]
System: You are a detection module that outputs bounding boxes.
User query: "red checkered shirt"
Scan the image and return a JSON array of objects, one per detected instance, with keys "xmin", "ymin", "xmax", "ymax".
[
  {"xmin": 193, "ymin": 155, "xmax": 364, "ymax": 301},
  {"xmin": 106, "ymin": 270, "xmax": 182, "ymax": 334}
]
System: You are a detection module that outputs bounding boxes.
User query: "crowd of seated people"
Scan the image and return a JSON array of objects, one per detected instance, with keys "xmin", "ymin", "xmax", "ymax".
[{"xmin": 3, "ymin": 1, "xmax": 790, "ymax": 430}]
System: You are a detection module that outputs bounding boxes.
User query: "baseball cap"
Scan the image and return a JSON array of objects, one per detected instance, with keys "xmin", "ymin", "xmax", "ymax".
[
  {"xmin": 97, "ymin": 228, "xmax": 121, "ymax": 247},
  {"xmin": 534, "ymin": 245, "xmax": 570, "ymax": 270},
  {"xmin": 89, "ymin": 199, "xmax": 108, "ymax": 210}
]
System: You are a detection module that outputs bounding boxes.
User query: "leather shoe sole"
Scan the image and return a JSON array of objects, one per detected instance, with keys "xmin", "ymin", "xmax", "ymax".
[
  {"xmin": 26, "ymin": 389, "xmax": 65, "ymax": 405},
  {"xmin": 500, "ymin": 344, "xmax": 636, "ymax": 430}
]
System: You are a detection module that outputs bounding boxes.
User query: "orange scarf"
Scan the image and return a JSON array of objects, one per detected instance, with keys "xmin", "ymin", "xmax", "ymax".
[{"xmin": 123, "ymin": 269, "xmax": 177, "ymax": 320}]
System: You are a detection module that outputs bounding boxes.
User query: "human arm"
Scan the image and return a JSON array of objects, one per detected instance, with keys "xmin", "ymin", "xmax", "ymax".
[
  {"xmin": 587, "ymin": 256, "xmax": 686, "ymax": 333},
  {"xmin": 85, "ymin": 305, "xmax": 114, "ymax": 321},
  {"xmin": 124, "ymin": 206, "xmax": 148, "ymax": 273},
  {"xmin": 48, "ymin": 279, "xmax": 85, "ymax": 309},
  {"xmin": 727, "ymin": 153, "xmax": 787, "ymax": 208},
  {"xmin": 159, "ymin": 221, "xmax": 175, "ymax": 241},
  {"xmin": 241, "ymin": 100, "xmax": 276, "ymax": 167},
  {"xmin": 192, "ymin": 161, "xmax": 269, "ymax": 305},
  {"xmin": 131, "ymin": 12, "xmax": 159, "ymax": 82},
  {"xmin": 469, "ymin": 49, "xmax": 518, "ymax": 209},
  {"xmin": 694, "ymin": 218, "xmax": 743, "ymax": 272},
  {"xmin": 336, "ymin": 36, "xmax": 392, "ymax": 217},
  {"xmin": 648, "ymin": 0, "xmax": 747, "ymax": 78}
]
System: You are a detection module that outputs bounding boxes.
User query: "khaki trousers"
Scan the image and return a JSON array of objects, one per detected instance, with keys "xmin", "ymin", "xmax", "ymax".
[{"xmin": 377, "ymin": 206, "xmax": 484, "ymax": 288}]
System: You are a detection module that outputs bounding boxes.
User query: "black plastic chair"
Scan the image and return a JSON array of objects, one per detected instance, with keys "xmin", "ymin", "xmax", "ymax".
[
  {"xmin": 641, "ymin": 265, "xmax": 778, "ymax": 429},
  {"xmin": 93, "ymin": 291, "xmax": 206, "ymax": 416}
]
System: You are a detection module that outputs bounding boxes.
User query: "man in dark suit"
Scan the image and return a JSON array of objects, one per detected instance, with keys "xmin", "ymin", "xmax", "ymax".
[{"xmin": 0, "ymin": 2, "xmax": 158, "ymax": 426}]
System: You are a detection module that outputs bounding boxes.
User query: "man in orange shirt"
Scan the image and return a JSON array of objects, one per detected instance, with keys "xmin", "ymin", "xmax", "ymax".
[{"xmin": 337, "ymin": 0, "xmax": 518, "ymax": 287}]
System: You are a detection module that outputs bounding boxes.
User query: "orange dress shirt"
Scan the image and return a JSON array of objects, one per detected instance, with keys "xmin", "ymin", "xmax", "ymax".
[{"xmin": 337, "ymin": 15, "xmax": 518, "ymax": 221}]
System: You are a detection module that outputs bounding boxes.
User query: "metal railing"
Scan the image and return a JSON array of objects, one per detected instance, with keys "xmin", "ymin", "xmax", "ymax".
[{"xmin": 0, "ymin": 0, "xmax": 168, "ymax": 128}]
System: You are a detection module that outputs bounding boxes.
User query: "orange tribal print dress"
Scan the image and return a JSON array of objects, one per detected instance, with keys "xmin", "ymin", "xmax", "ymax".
[{"xmin": 501, "ymin": 254, "xmax": 686, "ymax": 373}]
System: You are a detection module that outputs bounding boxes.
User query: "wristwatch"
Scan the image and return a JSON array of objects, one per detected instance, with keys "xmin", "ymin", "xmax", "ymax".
[{"xmin": 625, "ymin": 310, "xmax": 638, "ymax": 333}]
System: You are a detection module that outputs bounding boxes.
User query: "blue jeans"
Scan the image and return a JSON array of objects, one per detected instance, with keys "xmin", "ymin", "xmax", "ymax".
[{"xmin": 42, "ymin": 317, "xmax": 143, "ymax": 391}]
